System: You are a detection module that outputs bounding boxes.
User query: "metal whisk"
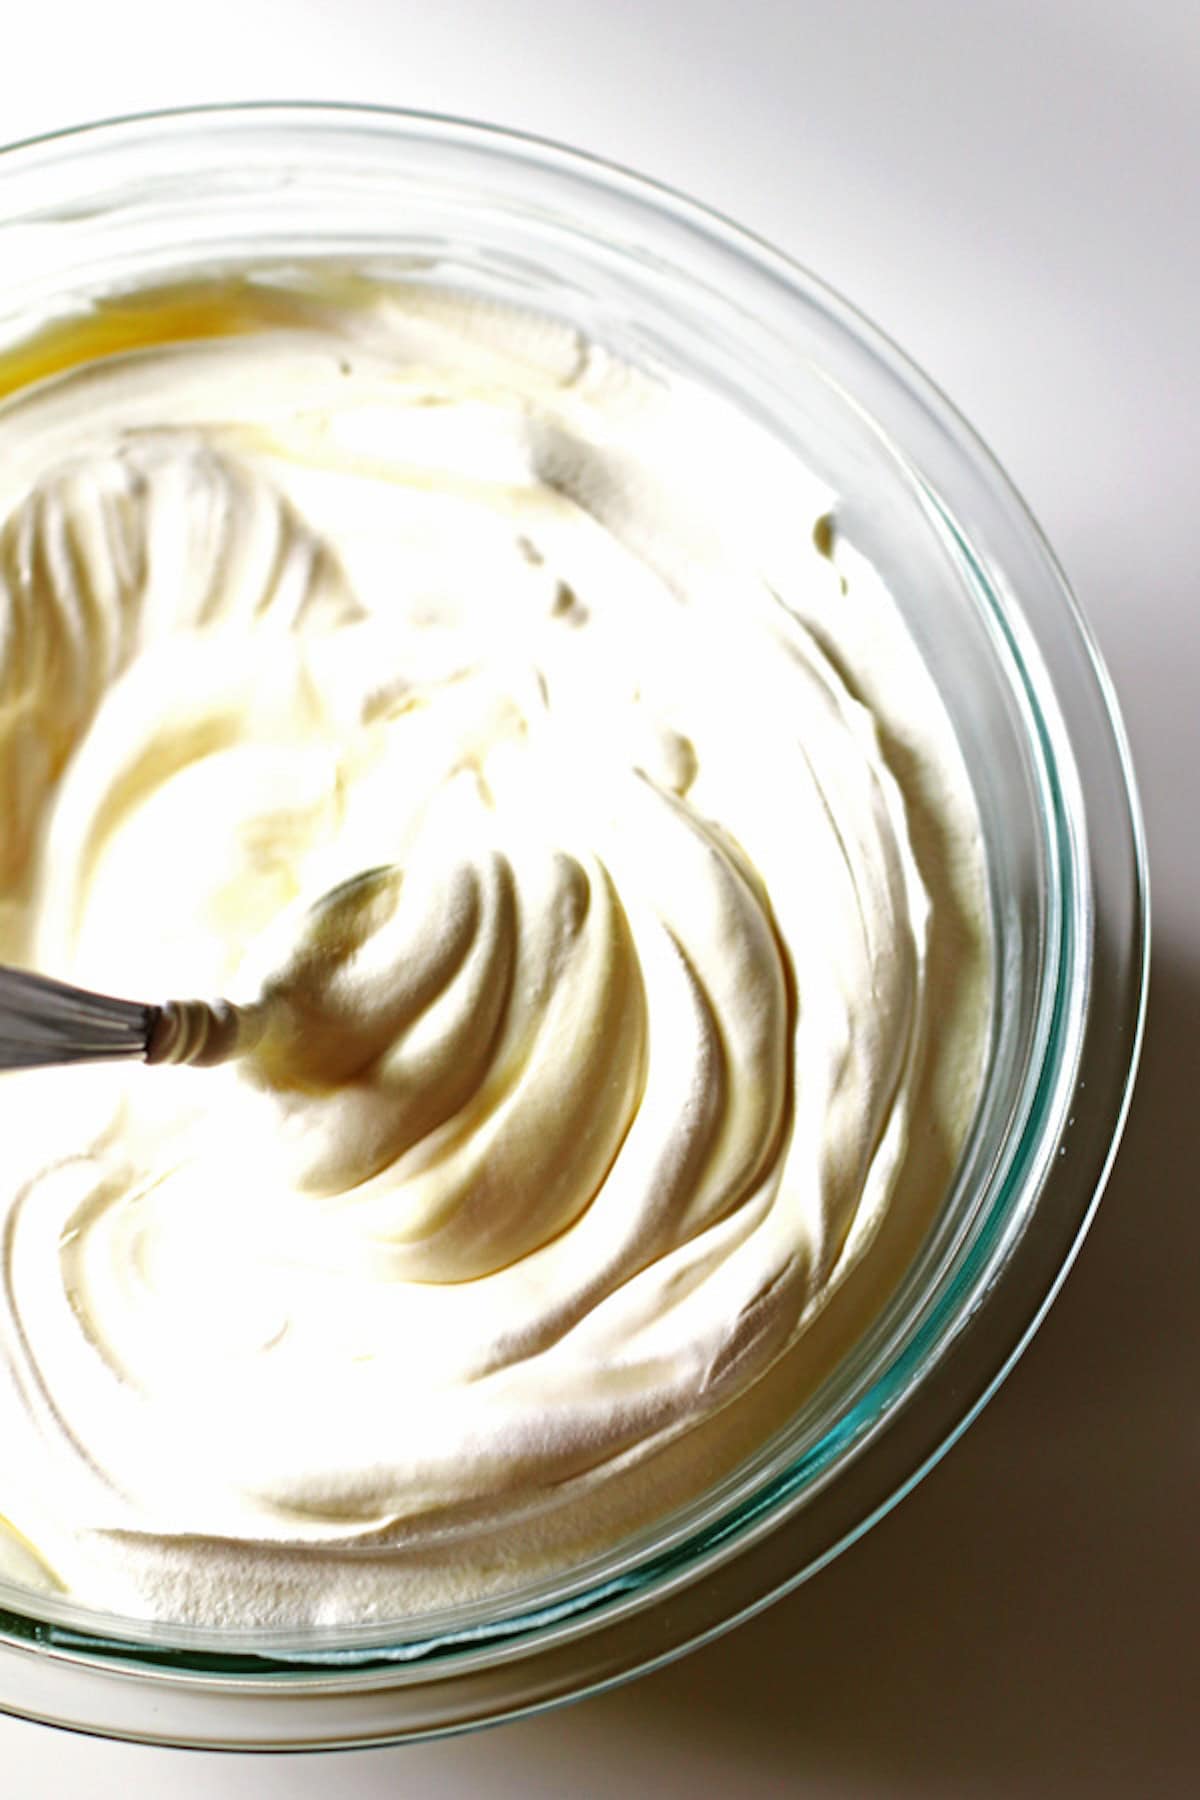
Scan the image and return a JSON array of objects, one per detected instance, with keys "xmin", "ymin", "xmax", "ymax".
[{"xmin": 0, "ymin": 966, "xmax": 246, "ymax": 1071}]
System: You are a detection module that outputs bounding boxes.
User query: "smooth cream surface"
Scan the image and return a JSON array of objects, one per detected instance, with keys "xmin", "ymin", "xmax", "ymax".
[{"xmin": 0, "ymin": 281, "xmax": 988, "ymax": 1626}]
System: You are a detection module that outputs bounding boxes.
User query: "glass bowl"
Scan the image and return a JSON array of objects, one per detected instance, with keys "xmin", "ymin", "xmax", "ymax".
[{"xmin": 0, "ymin": 103, "xmax": 1148, "ymax": 1749}]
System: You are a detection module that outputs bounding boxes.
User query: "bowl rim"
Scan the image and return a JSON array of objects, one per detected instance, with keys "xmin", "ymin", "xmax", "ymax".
[{"xmin": 0, "ymin": 100, "xmax": 1150, "ymax": 1748}]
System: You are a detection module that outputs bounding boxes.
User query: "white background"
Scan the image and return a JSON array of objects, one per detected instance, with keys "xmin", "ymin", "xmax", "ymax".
[{"xmin": 2, "ymin": 2, "xmax": 1197, "ymax": 1793}]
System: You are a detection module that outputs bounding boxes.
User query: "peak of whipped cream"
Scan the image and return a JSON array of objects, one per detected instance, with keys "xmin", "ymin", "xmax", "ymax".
[{"xmin": 0, "ymin": 278, "xmax": 989, "ymax": 1626}]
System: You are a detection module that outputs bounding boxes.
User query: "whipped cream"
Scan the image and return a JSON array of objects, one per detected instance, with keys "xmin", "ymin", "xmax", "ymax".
[{"xmin": 0, "ymin": 277, "xmax": 989, "ymax": 1626}]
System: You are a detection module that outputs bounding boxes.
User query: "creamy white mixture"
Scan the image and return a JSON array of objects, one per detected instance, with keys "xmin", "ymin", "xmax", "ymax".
[{"xmin": 0, "ymin": 279, "xmax": 988, "ymax": 1627}]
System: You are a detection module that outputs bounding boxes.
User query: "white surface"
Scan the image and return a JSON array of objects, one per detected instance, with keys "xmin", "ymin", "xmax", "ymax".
[{"xmin": 1, "ymin": 2, "xmax": 1196, "ymax": 1793}]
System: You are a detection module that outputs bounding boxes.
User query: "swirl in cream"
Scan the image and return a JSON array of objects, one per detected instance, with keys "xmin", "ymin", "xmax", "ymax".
[{"xmin": 0, "ymin": 280, "xmax": 988, "ymax": 1624}]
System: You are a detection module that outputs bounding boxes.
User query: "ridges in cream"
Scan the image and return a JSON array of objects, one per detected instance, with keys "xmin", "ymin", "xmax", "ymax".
[{"xmin": 0, "ymin": 280, "xmax": 988, "ymax": 1624}]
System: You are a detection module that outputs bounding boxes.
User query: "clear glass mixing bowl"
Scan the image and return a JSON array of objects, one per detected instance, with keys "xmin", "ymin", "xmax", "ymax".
[{"xmin": 0, "ymin": 104, "xmax": 1148, "ymax": 1749}]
